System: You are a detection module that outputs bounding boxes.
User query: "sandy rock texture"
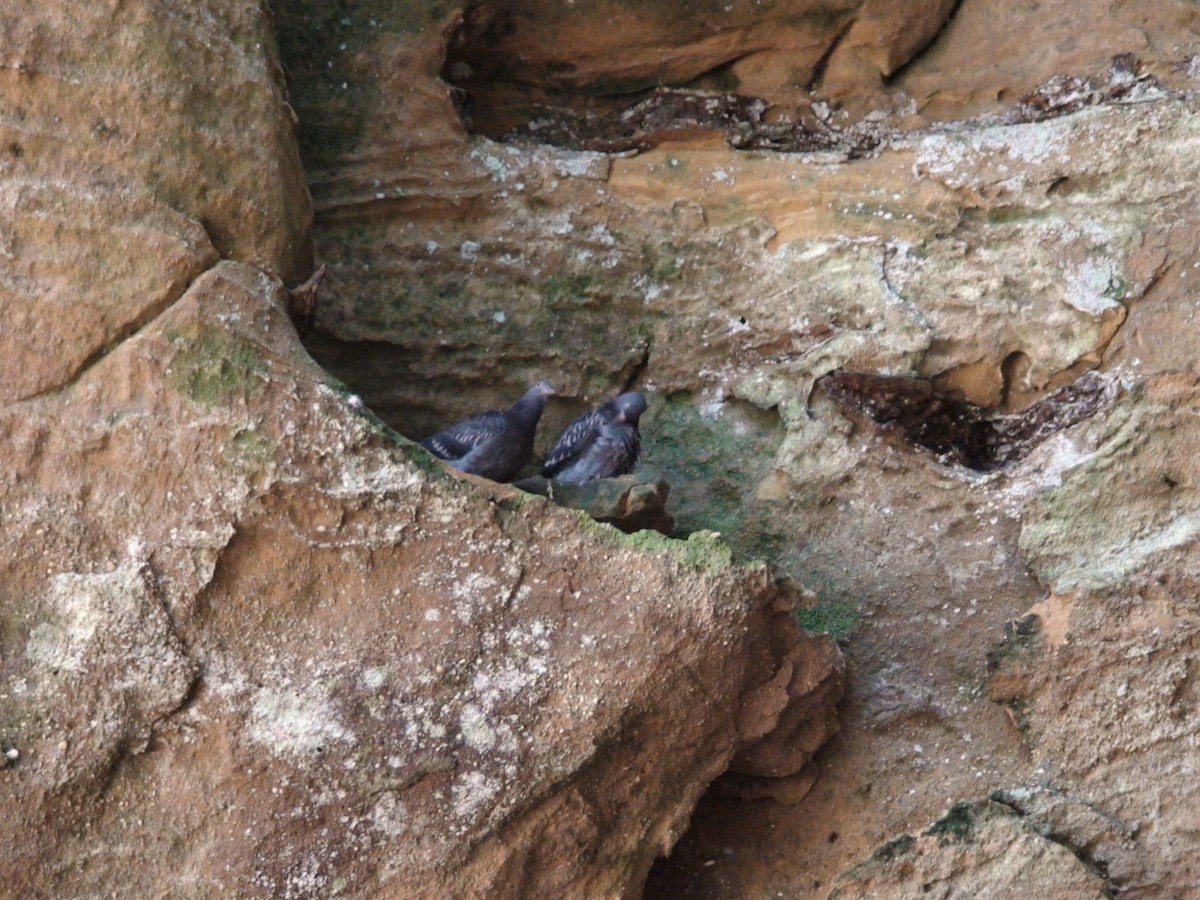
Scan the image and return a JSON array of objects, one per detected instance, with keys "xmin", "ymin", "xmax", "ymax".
[
  {"xmin": 280, "ymin": 0, "xmax": 1200, "ymax": 895},
  {"xmin": 827, "ymin": 799, "xmax": 1111, "ymax": 898},
  {"xmin": 0, "ymin": 0, "xmax": 310, "ymax": 403},
  {"xmin": 0, "ymin": 1, "xmax": 845, "ymax": 897}
]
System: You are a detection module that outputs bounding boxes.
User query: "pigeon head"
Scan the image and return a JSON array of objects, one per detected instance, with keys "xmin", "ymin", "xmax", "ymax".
[
  {"xmin": 508, "ymin": 380, "xmax": 555, "ymax": 422},
  {"xmin": 612, "ymin": 391, "xmax": 647, "ymax": 424}
]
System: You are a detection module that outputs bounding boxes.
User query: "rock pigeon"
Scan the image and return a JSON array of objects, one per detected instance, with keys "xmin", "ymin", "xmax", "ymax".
[
  {"xmin": 541, "ymin": 391, "xmax": 647, "ymax": 484},
  {"xmin": 421, "ymin": 381, "xmax": 554, "ymax": 482}
]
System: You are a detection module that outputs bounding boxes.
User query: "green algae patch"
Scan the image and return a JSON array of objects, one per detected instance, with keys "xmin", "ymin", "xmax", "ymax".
[
  {"xmin": 870, "ymin": 833, "xmax": 916, "ymax": 862},
  {"xmin": 626, "ymin": 528, "xmax": 735, "ymax": 571},
  {"xmin": 924, "ymin": 801, "xmax": 982, "ymax": 845},
  {"xmin": 169, "ymin": 330, "xmax": 266, "ymax": 406},
  {"xmin": 640, "ymin": 393, "xmax": 787, "ymax": 564},
  {"xmin": 357, "ymin": 409, "xmax": 450, "ymax": 481},
  {"xmin": 540, "ymin": 271, "xmax": 597, "ymax": 306},
  {"xmin": 794, "ymin": 596, "xmax": 861, "ymax": 639},
  {"xmin": 227, "ymin": 427, "xmax": 277, "ymax": 468},
  {"xmin": 578, "ymin": 511, "xmax": 738, "ymax": 573}
]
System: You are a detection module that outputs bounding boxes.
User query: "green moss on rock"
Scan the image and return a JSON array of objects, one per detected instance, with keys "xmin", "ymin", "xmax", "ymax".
[
  {"xmin": 924, "ymin": 801, "xmax": 981, "ymax": 844},
  {"xmin": 870, "ymin": 833, "xmax": 916, "ymax": 862},
  {"xmin": 272, "ymin": 0, "xmax": 459, "ymax": 170},
  {"xmin": 539, "ymin": 271, "xmax": 597, "ymax": 306},
  {"xmin": 794, "ymin": 597, "xmax": 861, "ymax": 638},
  {"xmin": 169, "ymin": 330, "xmax": 266, "ymax": 406},
  {"xmin": 641, "ymin": 393, "xmax": 787, "ymax": 564},
  {"xmin": 582, "ymin": 515, "xmax": 737, "ymax": 573},
  {"xmin": 227, "ymin": 427, "xmax": 277, "ymax": 468}
]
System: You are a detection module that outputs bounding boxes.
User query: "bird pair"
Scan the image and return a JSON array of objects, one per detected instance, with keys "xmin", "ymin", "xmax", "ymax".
[{"xmin": 420, "ymin": 382, "xmax": 647, "ymax": 485}]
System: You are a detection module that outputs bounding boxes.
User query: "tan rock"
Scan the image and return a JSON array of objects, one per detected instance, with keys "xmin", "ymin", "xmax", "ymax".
[
  {"xmin": 0, "ymin": 1, "xmax": 846, "ymax": 895},
  {"xmin": 0, "ymin": 259, "xmax": 843, "ymax": 896},
  {"xmin": 275, "ymin": 0, "xmax": 1200, "ymax": 894},
  {"xmin": 978, "ymin": 372, "xmax": 1200, "ymax": 893},
  {"xmin": 0, "ymin": 0, "xmax": 311, "ymax": 402},
  {"xmin": 10, "ymin": 0, "xmax": 1200, "ymax": 895},
  {"xmin": 828, "ymin": 800, "xmax": 1110, "ymax": 898}
]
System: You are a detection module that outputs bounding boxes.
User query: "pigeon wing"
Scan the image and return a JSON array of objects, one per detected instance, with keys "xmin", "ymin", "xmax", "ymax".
[
  {"xmin": 622, "ymin": 428, "xmax": 641, "ymax": 475},
  {"xmin": 541, "ymin": 409, "xmax": 602, "ymax": 477},
  {"xmin": 421, "ymin": 410, "xmax": 508, "ymax": 461},
  {"xmin": 593, "ymin": 422, "xmax": 640, "ymax": 479}
]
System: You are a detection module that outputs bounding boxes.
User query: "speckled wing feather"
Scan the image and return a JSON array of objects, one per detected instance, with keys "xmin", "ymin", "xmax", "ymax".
[
  {"xmin": 421, "ymin": 410, "xmax": 507, "ymax": 461},
  {"xmin": 541, "ymin": 409, "xmax": 603, "ymax": 477}
]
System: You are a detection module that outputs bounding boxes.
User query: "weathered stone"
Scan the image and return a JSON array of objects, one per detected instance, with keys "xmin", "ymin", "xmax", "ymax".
[
  {"xmin": 271, "ymin": 0, "xmax": 1200, "ymax": 894},
  {"xmin": 0, "ymin": 1, "xmax": 848, "ymax": 895},
  {"xmin": 1019, "ymin": 373, "xmax": 1200, "ymax": 592},
  {"xmin": 10, "ymin": 0, "xmax": 1200, "ymax": 895},
  {"xmin": 0, "ymin": 259, "xmax": 843, "ymax": 897},
  {"xmin": 976, "ymin": 373, "xmax": 1200, "ymax": 893},
  {"xmin": 512, "ymin": 474, "xmax": 675, "ymax": 534},
  {"xmin": 442, "ymin": 0, "xmax": 953, "ymax": 137},
  {"xmin": 0, "ymin": 0, "xmax": 311, "ymax": 402},
  {"xmin": 828, "ymin": 800, "xmax": 1109, "ymax": 899}
]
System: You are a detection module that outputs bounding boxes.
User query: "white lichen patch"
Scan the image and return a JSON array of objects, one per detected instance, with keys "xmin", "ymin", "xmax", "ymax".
[
  {"xmin": 914, "ymin": 118, "xmax": 1073, "ymax": 189},
  {"xmin": 551, "ymin": 150, "xmax": 609, "ymax": 179},
  {"xmin": 451, "ymin": 769, "xmax": 502, "ymax": 821},
  {"xmin": 19, "ymin": 564, "xmax": 195, "ymax": 777},
  {"xmin": 371, "ymin": 792, "xmax": 409, "ymax": 838},
  {"xmin": 360, "ymin": 667, "xmax": 388, "ymax": 691},
  {"xmin": 450, "ymin": 571, "xmax": 500, "ymax": 605},
  {"xmin": 247, "ymin": 684, "xmax": 355, "ymax": 756},
  {"xmin": 459, "ymin": 703, "xmax": 497, "ymax": 752},
  {"xmin": 1005, "ymin": 433, "xmax": 1095, "ymax": 502},
  {"xmin": 325, "ymin": 451, "xmax": 425, "ymax": 505},
  {"xmin": 26, "ymin": 565, "xmax": 189, "ymax": 693},
  {"xmin": 26, "ymin": 574, "xmax": 110, "ymax": 672},
  {"xmin": 1063, "ymin": 256, "xmax": 1123, "ymax": 314}
]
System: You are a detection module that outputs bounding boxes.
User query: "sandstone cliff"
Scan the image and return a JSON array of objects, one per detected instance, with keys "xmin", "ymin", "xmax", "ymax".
[{"xmin": 4, "ymin": 0, "xmax": 1200, "ymax": 896}]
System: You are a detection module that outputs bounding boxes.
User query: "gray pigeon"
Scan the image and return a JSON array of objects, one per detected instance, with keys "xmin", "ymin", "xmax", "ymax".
[
  {"xmin": 421, "ymin": 381, "xmax": 554, "ymax": 482},
  {"xmin": 541, "ymin": 391, "xmax": 647, "ymax": 484}
]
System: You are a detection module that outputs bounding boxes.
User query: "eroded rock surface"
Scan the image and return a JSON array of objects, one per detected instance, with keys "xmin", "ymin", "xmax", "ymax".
[
  {"xmin": 0, "ymin": 2, "xmax": 844, "ymax": 897},
  {"xmin": 0, "ymin": 0, "xmax": 311, "ymax": 402},
  {"xmin": 828, "ymin": 800, "xmax": 1110, "ymax": 899},
  {"xmin": 274, "ymin": 0, "xmax": 1200, "ymax": 896},
  {"xmin": 8, "ymin": 0, "xmax": 1200, "ymax": 895},
  {"xmin": 0, "ymin": 258, "xmax": 843, "ymax": 897}
]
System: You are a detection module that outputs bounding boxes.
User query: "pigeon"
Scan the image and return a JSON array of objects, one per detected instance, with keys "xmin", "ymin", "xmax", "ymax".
[
  {"xmin": 421, "ymin": 381, "xmax": 554, "ymax": 482},
  {"xmin": 541, "ymin": 391, "xmax": 647, "ymax": 484}
]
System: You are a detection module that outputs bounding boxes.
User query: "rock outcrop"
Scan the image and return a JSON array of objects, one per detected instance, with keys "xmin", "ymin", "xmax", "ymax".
[
  {"xmin": 0, "ymin": 1, "xmax": 846, "ymax": 897},
  {"xmin": 269, "ymin": 0, "xmax": 1200, "ymax": 896},
  {"xmin": 8, "ymin": 0, "xmax": 1200, "ymax": 895}
]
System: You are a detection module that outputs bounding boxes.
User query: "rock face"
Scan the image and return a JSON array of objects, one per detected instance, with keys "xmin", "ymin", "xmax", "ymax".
[
  {"xmin": 443, "ymin": 0, "xmax": 961, "ymax": 136},
  {"xmin": 827, "ymin": 799, "xmax": 1112, "ymax": 899},
  {"xmin": 0, "ymin": 2, "xmax": 845, "ymax": 897},
  {"xmin": 0, "ymin": 0, "xmax": 311, "ymax": 403},
  {"xmin": 0, "ymin": 258, "xmax": 843, "ymax": 898},
  {"xmin": 9, "ymin": 0, "xmax": 1200, "ymax": 896},
  {"xmin": 986, "ymin": 372, "xmax": 1200, "ymax": 894},
  {"xmin": 272, "ymin": 0, "xmax": 1200, "ymax": 896}
]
